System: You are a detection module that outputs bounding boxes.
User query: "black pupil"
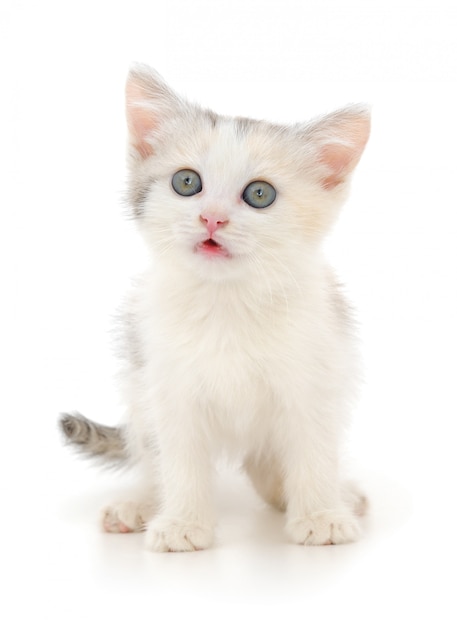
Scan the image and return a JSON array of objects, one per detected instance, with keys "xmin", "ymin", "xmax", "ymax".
[
  {"xmin": 185, "ymin": 177, "xmax": 192, "ymax": 185},
  {"xmin": 256, "ymin": 189, "xmax": 263, "ymax": 197}
]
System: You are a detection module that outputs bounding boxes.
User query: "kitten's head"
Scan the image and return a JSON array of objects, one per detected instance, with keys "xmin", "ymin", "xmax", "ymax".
[{"xmin": 126, "ymin": 64, "xmax": 370, "ymax": 282}]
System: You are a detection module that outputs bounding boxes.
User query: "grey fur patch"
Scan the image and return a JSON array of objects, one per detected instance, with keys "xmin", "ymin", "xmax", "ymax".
[
  {"xmin": 205, "ymin": 109, "xmax": 218, "ymax": 128},
  {"xmin": 59, "ymin": 412, "xmax": 127, "ymax": 464},
  {"xmin": 128, "ymin": 177, "xmax": 156, "ymax": 218},
  {"xmin": 234, "ymin": 116, "xmax": 258, "ymax": 136},
  {"xmin": 120, "ymin": 310, "xmax": 145, "ymax": 370}
]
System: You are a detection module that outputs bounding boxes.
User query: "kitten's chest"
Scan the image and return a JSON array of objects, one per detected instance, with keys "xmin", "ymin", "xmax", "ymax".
[
  {"xmin": 168, "ymin": 296, "xmax": 277, "ymax": 363},
  {"xmin": 151, "ymin": 284, "xmax": 299, "ymax": 385},
  {"xmin": 138, "ymin": 276, "xmax": 329, "ymax": 426},
  {"xmin": 158, "ymin": 294, "xmax": 286, "ymax": 423}
]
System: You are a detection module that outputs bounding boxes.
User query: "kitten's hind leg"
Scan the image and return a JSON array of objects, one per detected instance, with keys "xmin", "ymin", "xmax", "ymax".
[
  {"xmin": 244, "ymin": 451, "xmax": 287, "ymax": 512},
  {"xmin": 101, "ymin": 451, "xmax": 160, "ymax": 534},
  {"xmin": 102, "ymin": 499, "xmax": 156, "ymax": 533}
]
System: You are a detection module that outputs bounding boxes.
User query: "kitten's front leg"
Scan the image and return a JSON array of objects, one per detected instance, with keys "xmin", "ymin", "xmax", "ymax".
[
  {"xmin": 145, "ymin": 408, "xmax": 215, "ymax": 552},
  {"xmin": 282, "ymin": 412, "xmax": 362, "ymax": 546}
]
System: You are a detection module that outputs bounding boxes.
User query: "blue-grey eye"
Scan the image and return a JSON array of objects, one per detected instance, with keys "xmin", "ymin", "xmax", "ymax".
[
  {"xmin": 242, "ymin": 181, "xmax": 276, "ymax": 209},
  {"xmin": 171, "ymin": 169, "xmax": 203, "ymax": 196}
]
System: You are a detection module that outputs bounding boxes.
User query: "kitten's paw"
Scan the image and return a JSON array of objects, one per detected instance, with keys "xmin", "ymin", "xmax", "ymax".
[
  {"xmin": 286, "ymin": 510, "xmax": 362, "ymax": 546},
  {"xmin": 102, "ymin": 501, "xmax": 154, "ymax": 533},
  {"xmin": 145, "ymin": 517, "xmax": 214, "ymax": 552}
]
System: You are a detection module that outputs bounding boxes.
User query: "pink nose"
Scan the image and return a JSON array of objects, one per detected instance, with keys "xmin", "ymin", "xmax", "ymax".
[{"xmin": 199, "ymin": 214, "xmax": 229, "ymax": 237}]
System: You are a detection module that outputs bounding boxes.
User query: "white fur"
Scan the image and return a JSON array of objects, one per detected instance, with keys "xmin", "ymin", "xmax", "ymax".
[{"xmin": 105, "ymin": 65, "xmax": 370, "ymax": 551}]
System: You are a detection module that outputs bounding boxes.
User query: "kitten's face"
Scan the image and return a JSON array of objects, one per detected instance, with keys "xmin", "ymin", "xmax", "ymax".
[{"xmin": 126, "ymin": 66, "xmax": 370, "ymax": 282}]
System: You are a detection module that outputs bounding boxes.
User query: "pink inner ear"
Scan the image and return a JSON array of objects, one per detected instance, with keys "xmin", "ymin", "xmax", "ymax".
[
  {"xmin": 318, "ymin": 113, "xmax": 370, "ymax": 190},
  {"xmin": 320, "ymin": 143, "xmax": 357, "ymax": 189},
  {"xmin": 125, "ymin": 81, "xmax": 157, "ymax": 159}
]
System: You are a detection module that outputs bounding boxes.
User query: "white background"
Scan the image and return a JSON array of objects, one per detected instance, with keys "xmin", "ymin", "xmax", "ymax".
[{"xmin": 2, "ymin": 0, "xmax": 456, "ymax": 623}]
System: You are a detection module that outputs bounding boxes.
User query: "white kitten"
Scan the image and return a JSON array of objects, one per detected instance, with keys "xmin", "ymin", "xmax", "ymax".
[{"xmin": 60, "ymin": 64, "xmax": 370, "ymax": 551}]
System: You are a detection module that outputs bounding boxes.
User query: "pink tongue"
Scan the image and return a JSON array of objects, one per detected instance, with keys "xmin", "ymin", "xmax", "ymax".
[{"xmin": 205, "ymin": 239, "xmax": 219, "ymax": 247}]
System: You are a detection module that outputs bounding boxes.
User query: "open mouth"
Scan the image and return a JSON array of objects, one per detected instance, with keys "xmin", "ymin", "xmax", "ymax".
[
  {"xmin": 196, "ymin": 238, "xmax": 231, "ymax": 258},
  {"xmin": 204, "ymin": 238, "xmax": 219, "ymax": 248}
]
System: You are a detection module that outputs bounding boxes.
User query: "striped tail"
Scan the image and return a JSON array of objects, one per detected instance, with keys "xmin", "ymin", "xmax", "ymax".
[{"xmin": 59, "ymin": 412, "xmax": 128, "ymax": 465}]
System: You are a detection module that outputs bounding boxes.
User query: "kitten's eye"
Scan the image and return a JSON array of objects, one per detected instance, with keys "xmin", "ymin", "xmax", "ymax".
[
  {"xmin": 242, "ymin": 181, "xmax": 276, "ymax": 209},
  {"xmin": 171, "ymin": 169, "xmax": 203, "ymax": 197}
]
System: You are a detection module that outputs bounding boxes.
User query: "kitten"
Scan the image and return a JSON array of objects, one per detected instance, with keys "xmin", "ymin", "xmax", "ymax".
[{"xmin": 60, "ymin": 64, "xmax": 370, "ymax": 551}]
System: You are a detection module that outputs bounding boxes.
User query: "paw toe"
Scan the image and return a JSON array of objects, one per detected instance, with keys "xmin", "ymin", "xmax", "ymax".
[
  {"xmin": 102, "ymin": 501, "xmax": 151, "ymax": 533},
  {"xmin": 145, "ymin": 518, "xmax": 214, "ymax": 552},
  {"xmin": 287, "ymin": 510, "xmax": 361, "ymax": 546}
]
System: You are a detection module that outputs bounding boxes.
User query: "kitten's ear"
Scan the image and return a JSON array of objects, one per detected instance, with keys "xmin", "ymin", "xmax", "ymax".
[
  {"xmin": 126, "ymin": 64, "xmax": 181, "ymax": 159},
  {"xmin": 308, "ymin": 106, "xmax": 370, "ymax": 190}
]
